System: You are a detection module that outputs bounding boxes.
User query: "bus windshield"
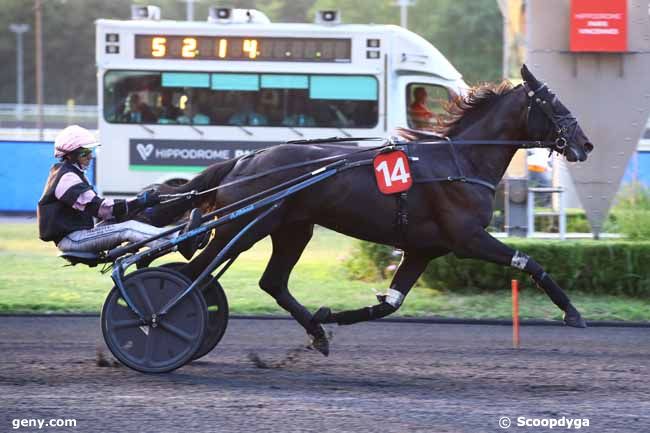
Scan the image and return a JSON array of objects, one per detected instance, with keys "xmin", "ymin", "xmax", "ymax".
[{"xmin": 103, "ymin": 71, "xmax": 379, "ymax": 128}]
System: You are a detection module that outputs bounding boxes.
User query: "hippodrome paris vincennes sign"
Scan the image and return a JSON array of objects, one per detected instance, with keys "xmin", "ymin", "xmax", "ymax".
[{"xmin": 570, "ymin": 0, "xmax": 627, "ymax": 52}]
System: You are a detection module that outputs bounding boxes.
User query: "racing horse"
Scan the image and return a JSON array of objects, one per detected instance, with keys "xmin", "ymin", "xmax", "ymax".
[{"xmin": 145, "ymin": 65, "xmax": 593, "ymax": 355}]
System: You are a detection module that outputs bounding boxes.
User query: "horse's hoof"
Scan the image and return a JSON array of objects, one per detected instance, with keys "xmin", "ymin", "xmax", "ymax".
[
  {"xmin": 312, "ymin": 306, "xmax": 333, "ymax": 324},
  {"xmin": 563, "ymin": 311, "xmax": 587, "ymax": 328},
  {"xmin": 310, "ymin": 333, "xmax": 330, "ymax": 357}
]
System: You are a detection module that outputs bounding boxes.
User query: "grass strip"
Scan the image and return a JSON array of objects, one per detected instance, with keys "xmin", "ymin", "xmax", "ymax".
[{"xmin": 0, "ymin": 223, "xmax": 648, "ymax": 321}]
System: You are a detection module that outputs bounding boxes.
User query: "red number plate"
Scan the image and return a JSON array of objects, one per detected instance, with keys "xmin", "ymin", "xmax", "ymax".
[{"xmin": 373, "ymin": 150, "xmax": 413, "ymax": 195}]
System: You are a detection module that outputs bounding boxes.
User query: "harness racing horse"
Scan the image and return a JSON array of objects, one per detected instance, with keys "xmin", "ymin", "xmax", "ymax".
[{"xmin": 145, "ymin": 65, "xmax": 593, "ymax": 356}]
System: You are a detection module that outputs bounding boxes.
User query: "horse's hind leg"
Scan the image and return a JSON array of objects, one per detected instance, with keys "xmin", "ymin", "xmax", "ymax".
[
  {"xmin": 182, "ymin": 206, "xmax": 287, "ymax": 280},
  {"xmin": 453, "ymin": 228, "xmax": 586, "ymax": 328},
  {"xmin": 258, "ymin": 223, "xmax": 331, "ymax": 355}
]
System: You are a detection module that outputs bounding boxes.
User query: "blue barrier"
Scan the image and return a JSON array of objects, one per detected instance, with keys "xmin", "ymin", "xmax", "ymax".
[
  {"xmin": 1, "ymin": 140, "xmax": 648, "ymax": 213},
  {"xmin": 623, "ymin": 151, "xmax": 650, "ymax": 187},
  {"xmin": 0, "ymin": 141, "xmax": 94, "ymax": 213}
]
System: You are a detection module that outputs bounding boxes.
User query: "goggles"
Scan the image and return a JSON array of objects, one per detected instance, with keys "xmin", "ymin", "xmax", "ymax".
[{"xmin": 78, "ymin": 148, "xmax": 94, "ymax": 157}]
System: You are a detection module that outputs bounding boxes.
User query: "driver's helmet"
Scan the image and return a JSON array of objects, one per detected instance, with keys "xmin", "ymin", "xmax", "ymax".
[{"xmin": 54, "ymin": 125, "xmax": 100, "ymax": 158}]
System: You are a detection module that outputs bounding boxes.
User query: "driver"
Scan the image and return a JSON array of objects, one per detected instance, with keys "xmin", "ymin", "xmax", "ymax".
[
  {"xmin": 409, "ymin": 86, "xmax": 434, "ymax": 129},
  {"xmin": 37, "ymin": 125, "xmax": 173, "ymax": 254}
]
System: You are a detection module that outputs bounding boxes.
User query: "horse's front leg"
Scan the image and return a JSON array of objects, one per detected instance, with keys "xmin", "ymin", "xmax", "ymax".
[
  {"xmin": 313, "ymin": 249, "xmax": 436, "ymax": 326},
  {"xmin": 453, "ymin": 228, "xmax": 586, "ymax": 328}
]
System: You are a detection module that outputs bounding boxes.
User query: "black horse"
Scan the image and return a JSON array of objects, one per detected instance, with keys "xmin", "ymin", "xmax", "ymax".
[{"xmin": 145, "ymin": 66, "xmax": 593, "ymax": 355}]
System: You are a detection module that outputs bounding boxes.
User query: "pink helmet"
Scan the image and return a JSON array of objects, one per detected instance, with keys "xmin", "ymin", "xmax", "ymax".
[{"xmin": 54, "ymin": 125, "xmax": 100, "ymax": 158}]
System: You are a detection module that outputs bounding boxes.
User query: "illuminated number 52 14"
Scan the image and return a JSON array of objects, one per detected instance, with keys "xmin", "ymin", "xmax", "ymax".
[
  {"xmin": 151, "ymin": 37, "xmax": 166, "ymax": 57},
  {"xmin": 182, "ymin": 38, "xmax": 197, "ymax": 58}
]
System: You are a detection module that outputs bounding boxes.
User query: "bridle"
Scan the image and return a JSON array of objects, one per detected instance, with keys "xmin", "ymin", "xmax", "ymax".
[{"xmin": 523, "ymin": 81, "xmax": 580, "ymax": 157}]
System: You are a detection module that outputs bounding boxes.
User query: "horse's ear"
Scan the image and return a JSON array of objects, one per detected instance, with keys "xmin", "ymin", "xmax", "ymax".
[{"xmin": 520, "ymin": 64, "xmax": 541, "ymax": 88}]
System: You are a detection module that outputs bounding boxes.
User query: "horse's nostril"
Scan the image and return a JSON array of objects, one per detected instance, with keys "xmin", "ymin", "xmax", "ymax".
[{"xmin": 584, "ymin": 142, "xmax": 594, "ymax": 154}]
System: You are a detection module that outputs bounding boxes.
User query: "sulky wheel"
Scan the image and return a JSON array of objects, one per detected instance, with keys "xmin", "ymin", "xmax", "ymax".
[
  {"xmin": 191, "ymin": 278, "xmax": 229, "ymax": 361},
  {"xmin": 160, "ymin": 263, "xmax": 229, "ymax": 361},
  {"xmin": 101, "ymin": 267, "xmax": 207, "ymax": 373}
]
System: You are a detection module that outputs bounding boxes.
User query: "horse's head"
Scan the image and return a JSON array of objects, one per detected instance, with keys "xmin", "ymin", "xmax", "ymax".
[{"xmin": 520, "ymin": 64, "xmax": 594, "ymax": 162}]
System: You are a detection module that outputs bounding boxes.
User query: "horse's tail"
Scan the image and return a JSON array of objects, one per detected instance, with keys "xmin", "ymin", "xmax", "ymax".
[
  {"xmin": 173, "ymin": 157, "xmax": 238, "ymax": 210},
  {"xmin": 145, "ymin": 158, "xmax": 238, "ymax": 226}
]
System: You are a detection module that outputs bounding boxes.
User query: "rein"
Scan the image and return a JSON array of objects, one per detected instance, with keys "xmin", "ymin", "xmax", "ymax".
[
  {"xmin": 158, "ymin": 138, "xmax": 389, "ymax": 203},
  {"xmin": 159, "ymin": 82, "xmax": 573, "ymax": 202},
  {"xmin": 159, "ymin": 136, "xmax": 564, "ymax": 203}
]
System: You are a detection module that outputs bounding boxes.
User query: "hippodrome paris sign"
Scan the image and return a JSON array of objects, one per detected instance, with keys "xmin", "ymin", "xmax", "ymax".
[
  {"xmin": 570, "ymin": 0, "xmax": 628, "ymax": 52},
  {"xmin": 527, "ymin": 0, "xmax": 650, "ymax": 237}
]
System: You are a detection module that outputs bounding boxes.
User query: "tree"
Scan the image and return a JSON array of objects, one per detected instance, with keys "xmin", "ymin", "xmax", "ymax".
[
  {"xmin": 312, "ymin": 0, "xmax": 503, "ymax": 84},
  {"xmin": 0, "ymin": 0, "xmax": 501, "ymax": 105}
]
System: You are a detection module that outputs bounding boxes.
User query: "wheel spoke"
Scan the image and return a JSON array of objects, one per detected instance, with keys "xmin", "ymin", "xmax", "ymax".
[
  {"xmin": 159, "ymin": 320, "xmax": 195, "ymax": 342},
  {"xmin": 110, "ymin": 318, "xmax": 141, "ymax": 330},
  {"xmin": 135, "ymin": 280, "xmax": 155, "ymax": 315},
  {"xmin": 143, "ymin": 328, "xmax": 156, "ymax": 367}
]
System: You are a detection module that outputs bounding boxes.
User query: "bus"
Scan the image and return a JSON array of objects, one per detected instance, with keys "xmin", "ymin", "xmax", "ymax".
[{"xmin": 95, "ymin": 6, "xmax": 466, "ymax": 196}]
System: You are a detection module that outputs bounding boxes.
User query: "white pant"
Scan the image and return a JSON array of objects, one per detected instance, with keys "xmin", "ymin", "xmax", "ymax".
[{"xmin": 57, "ymin": 220, "xmax": 174, "ymax": 253}]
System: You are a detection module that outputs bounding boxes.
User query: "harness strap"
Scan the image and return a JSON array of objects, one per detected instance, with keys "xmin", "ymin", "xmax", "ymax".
[
  {"xmin": 395, "ymin": 191, "xmax": 409, "ymax": 243},
  {"xmin": 412, "ymin": 176, "xmax": 496, "ymax": 192},
  {"xmin": 446, "ymin": 137, "xmax": 465, "ymax": 179},
  {"xmin": 409, "ymin": 138, "xmax": 557, "ymax": 149},
  {"xmin": 414, "ymin": 137, "xmax": 497, "ymax": 191}
]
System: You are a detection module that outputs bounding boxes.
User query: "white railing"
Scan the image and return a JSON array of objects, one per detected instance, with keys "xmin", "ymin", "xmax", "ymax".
[
  {"xmin": 0, "ymin": 103, "xmax": 97, "ymax": 118},
  {"xmin": 527, "ymin": 187, "xmax": 566, "ymax": 240}
]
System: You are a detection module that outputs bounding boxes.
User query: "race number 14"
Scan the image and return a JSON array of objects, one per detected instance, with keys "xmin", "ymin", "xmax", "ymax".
[{"xmin": 373, "ymin": 150, "xmax": 413, "ymax": 195}]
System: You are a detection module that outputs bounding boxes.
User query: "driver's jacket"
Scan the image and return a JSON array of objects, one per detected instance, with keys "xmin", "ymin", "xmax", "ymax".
[{"xmin": 37, "ymin": 161, "xmax": 114, "ymax": 244}]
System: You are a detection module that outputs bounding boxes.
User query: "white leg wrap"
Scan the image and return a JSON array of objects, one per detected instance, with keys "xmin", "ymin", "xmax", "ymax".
[
  {"xmin": 511, "ymin": 250, "xmax": 529, "ymax": 270},
  {"xmin": 385, "ymin": 288, "xmax": 405, "ymax": 308}
]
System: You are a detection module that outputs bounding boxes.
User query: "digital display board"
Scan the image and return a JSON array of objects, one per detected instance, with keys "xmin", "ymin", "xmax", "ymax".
[{"xmin": 134, "ymin": 35, "xmax": 352, "ymax": 62}]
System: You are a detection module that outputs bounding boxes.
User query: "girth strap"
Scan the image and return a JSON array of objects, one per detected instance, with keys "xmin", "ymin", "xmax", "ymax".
[{"xmin": 395, "ymin": 191, "xmax": 409, "ymax": 243}]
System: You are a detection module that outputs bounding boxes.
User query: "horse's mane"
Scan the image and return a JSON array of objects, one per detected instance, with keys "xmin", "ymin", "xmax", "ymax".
[{"xmin": 434, "ymin": 80, "xmax": 514, "ymax": 136}]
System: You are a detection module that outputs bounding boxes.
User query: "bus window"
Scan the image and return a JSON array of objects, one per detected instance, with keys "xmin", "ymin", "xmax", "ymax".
[
  {"xmin": 310, "ymin": 76, "xmax": 378, "ymax": 128},
  {"xmin": 103, "ymin": 70, "xmax": 379, "ymax": 128},
  {"xmin": 406, "ymin": 83, "xmax": 451, "ymax": 130}
]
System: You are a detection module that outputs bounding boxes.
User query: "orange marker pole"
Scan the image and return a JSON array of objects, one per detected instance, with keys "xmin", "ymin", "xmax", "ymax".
[{"xmin": 512, "ymin": 279, "xmax": 520, "ymax": 348}]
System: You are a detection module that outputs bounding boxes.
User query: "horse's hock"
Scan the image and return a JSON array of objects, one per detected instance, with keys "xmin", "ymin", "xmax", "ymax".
[{"xmin": 527, "ymin": 0, "xmax": 650, "ymax": 237}]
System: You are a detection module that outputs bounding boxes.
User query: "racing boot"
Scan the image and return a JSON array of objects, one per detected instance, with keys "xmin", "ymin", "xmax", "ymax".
[{"xmin": 563, "ymin": 304, "xmax": 587, "ymax": 328}]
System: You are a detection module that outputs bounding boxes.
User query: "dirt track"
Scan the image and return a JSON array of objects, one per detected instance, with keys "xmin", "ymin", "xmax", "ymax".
[{"xmin": 0, "ymin": 316, "xmax": 648, "ymax": 433}]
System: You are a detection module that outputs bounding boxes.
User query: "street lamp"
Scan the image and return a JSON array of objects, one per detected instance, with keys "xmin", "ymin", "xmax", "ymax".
[
  {"xmin": 394, "ymin": 0, "xmax": 415, "ymax": 29},
  {"xmin": 179, "ymin": 0, "xmax": 199, "ymax": 21},
  {"xmin": 9, "ymin": 23, "xmax": 30, "ymax": 121}
]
